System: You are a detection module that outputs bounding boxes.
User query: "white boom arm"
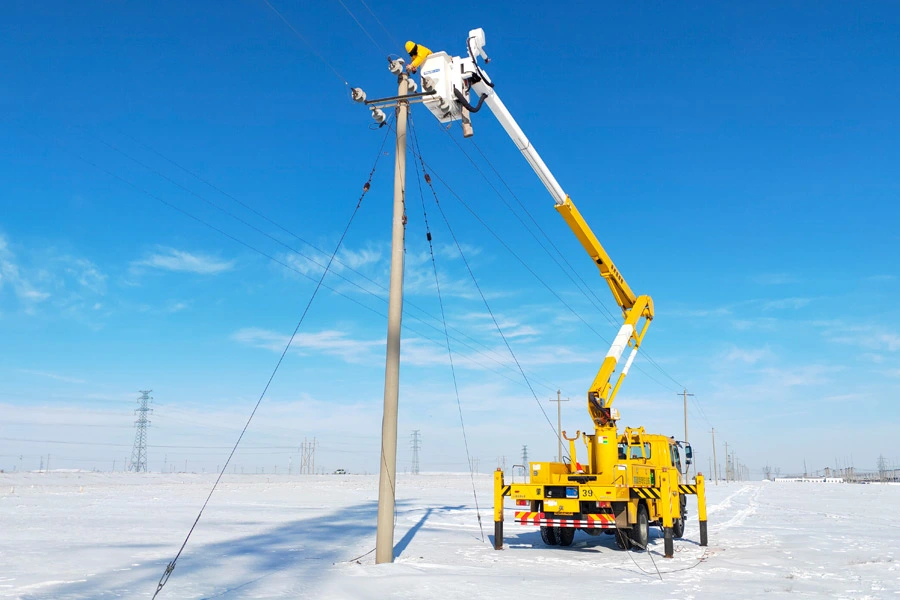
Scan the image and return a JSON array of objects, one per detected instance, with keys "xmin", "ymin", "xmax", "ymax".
[
  {"xmin": 418, "ymin": 29, "xmax": 653, "ymax": 422},
  {"xmin": 419, "ymin": 29, "xmax": 566, "ymax": 206}
]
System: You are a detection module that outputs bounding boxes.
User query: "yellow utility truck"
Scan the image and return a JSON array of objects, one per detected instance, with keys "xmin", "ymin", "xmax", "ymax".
[{"xmin": 416, "ymin": 29, "xmax": 708, "ymax": 557}]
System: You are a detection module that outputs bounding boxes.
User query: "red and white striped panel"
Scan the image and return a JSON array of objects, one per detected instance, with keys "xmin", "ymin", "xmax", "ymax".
[{"xmin": 514, "ymin": 511, "xmax": 616, "ymax": 529}]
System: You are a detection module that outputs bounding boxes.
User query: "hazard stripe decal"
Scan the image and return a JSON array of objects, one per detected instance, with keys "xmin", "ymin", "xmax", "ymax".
[
  {"xmin": 501, "ymin": 485, "xmax": 511, "ymax": 496},
  {"xmin": 678, "ymin": 485, "xmax": 697, "ymax": 494},
  {"xmin": 513, "ymin": 512, "xmax": 616, "ymax": 529},
  {"xmin": 632, "ymin": 488, "xmax": 662, "ymax": 499}
]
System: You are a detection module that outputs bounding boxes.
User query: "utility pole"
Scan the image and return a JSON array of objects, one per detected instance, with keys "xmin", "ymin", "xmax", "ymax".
[
  {"xmin": 410, "ymin": 430, "xmax": 421, "ymax": 475},
  {"xmin": 678, "ymin": 389, "xmax": 694, "ymax": 443},
  {"xmin": 522, "ymin": 445, "xmax": 529, "ymax": 465},
  {"xmin": 724, "ymin": 442, "xmax": 729, "ymax": 482},
  {"xmin": 710, "ymin": 428, "xmax": 718, "ymax": 485},
  {"xmin": 548, "ymin": 390, "xmax": 569, "ymax": 463},
  {"xmin": 375, "ymin": 60, "xmax": 411, "ymax": 566},
  {"xmin": 129, "ymin": 390, "xmax": 152, "ymax": 472}
]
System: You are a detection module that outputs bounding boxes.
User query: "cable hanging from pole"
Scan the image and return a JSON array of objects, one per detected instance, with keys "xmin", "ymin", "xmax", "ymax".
[
  {"xmin": 150, "ymin": 126, "xmax": 390, "ymax": 599},
  {"xmin": 407, "ymin": 117, "xmax": 570, "ymax": 462},
  {"xmin": 409, "ymin": 115, "xmax": 485, "ymax": 541}
]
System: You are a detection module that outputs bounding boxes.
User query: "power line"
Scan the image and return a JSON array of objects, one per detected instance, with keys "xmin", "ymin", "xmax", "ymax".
[
  {"xmin": 441, "ymin": 126, "xmax": 686, "ymax": 393},
  {"xmin": 260, "ymin": 0, "xmax": 350, "ymax": 87},
  {"xmin": 410, "ymin": 117, "xmax": 565, "ymax": 454},
  {"xmin": 151, "ymin": 127, "xmax": 383, "ymax": 600},
  {"xmin": 409, "ymin": 140, "xmax": 679, "ymax": 394},
  {"xmin": 96, "ymin": 128, "xmax": 564, "ymax": 395},
  {"xmin": 356, "ymin": 0, "xmax": 405, "ymax": 55},
  {"xmin": 333, "ymin": 0, "xmax": 388, "ymax": 57}
]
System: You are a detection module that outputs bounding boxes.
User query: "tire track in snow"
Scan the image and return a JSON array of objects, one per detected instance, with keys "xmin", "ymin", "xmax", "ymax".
[{"xmin": 715, "ymin": 485, "xmax": 761, "ymax": 531}]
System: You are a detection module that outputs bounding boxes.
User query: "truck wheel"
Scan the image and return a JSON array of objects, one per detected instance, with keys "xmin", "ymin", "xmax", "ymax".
[
  {"xmin": 540, "ymin": 525, "xmax": 559, "ymax": 545},
  {"xmin": 556, "ymin": 527, "xmax": 575, "ymax": 547},
  {"xmin": 673, "ymin": 495, "xmax": 686, "ymax": 538},
  {"xmin": 672, "ymin": 517, "xmax": 685, "ymax": 539},
  {"xmin": 614, "ymin": 528, "xmax": 632, "ymax": 549},
  {"xmin": 629, "ymin": 504, "xmax": 649, "ymax": 550}
]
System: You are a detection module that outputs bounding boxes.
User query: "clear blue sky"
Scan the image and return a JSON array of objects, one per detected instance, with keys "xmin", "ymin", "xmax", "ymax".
[{"xmin": 1, "ymin": 1, "xmax": 898, "ymax": 476}]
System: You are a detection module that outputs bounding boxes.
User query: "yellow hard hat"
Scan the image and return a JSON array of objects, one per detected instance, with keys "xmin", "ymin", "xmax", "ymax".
[{"xmin": 405, "ymin": 41, "xmax": 417, "ymax": 55}]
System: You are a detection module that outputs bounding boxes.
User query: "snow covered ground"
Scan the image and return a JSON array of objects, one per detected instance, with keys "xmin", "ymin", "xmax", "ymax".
[{"xmin": 1, "ymin": 472, "xmax": 898, "ymax": 599}]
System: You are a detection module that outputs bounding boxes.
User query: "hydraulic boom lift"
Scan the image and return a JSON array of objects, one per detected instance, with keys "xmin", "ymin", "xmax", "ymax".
[{"xmin": 415, "ymin": 29, "xmax": 708, "ymax": 556}]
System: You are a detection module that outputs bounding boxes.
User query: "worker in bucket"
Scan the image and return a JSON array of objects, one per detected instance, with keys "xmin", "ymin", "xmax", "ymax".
[{"xmin": 405, "ymin": 41, "xmax": 431, "ymax": 73}]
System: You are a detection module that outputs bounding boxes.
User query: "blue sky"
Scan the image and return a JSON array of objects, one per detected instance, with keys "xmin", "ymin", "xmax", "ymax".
[{"xmin": 1, "ymin": 1, "xmax": 898, "ymax": 477}]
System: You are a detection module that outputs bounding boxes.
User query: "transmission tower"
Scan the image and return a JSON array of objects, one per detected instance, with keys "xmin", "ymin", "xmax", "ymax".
[
  {"xmin": 128, "ymin": 390, "xmax": 152, "ymax": 472},
  {"xmin": 522, "ymin": 445, "xmax": 529, "ymax": 465},
  {"xmin": 410, "ymin": 430, "xmax": 421, "ymax": 475},
  {"xmin": 300, "ymin": 437, "xmax": 317, "ymax": 474}
]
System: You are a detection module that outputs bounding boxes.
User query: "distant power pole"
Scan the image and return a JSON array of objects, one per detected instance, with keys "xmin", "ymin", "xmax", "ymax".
[
  {"xmin": 410, "ymin": 430, "xmax": 421, "ymax": 475},
  {"xmin": 129, "ymin": 390, "xmax": 152, "ymax": 473},
  {"xmin": 522, "ymin": 445, "xmax": 529, "ymax": 465},
  {"xmin": 710, "ymin": 428, "xmax": 718, "ymax": 485},
  {"xmin": 548, "ymin": 390, "xmax": 569, "ymax": 463},
  {"xmin": 724, "ymin": 442, "xmax": 729, "ymax": 482},
  {"xmin": 678, "ymin": 389, "xmax": 694, "ymax": 443}
]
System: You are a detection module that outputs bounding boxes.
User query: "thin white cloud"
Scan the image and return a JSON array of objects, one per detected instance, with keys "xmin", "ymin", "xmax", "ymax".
[
  {"xmin": 762, "ymin": 297, "xmax": 811, "ymax": 310},
  {"xmin": 133, "ymin": 248, "xmax": 234, "ymax": 275},
  {"xmin": 723, "ymin": 345, "xmax": 772, "ymax": 365},
  {"xmin": 232, "ymin": 327, "xmax": 384, "ymax": 363},
  {"xmin": 758, "ymin": 364, "xmax": 835, "ymax": 387},
  {"xmin": 0, "ymin": 234, "xmax": 52, "ymax": 306},
  {"xmin": 18, "ymin": 369, "xmax": 86, "ymax": 384}
]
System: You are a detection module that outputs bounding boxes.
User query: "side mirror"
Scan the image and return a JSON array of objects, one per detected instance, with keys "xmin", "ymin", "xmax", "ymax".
[{"xmin": 685, "ymin": 444, "xmax": 693, "ymax": 465}]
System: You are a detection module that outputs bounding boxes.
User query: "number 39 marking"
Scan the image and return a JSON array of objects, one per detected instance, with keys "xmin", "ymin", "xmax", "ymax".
[{"xmin": 581, "ymin": 488, "xmax": 594, "ymax": 498}]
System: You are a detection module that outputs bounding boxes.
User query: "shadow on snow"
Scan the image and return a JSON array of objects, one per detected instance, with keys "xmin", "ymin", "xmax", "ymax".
[{"xmin": 23, "ymin": 501, "xmax": 465, "ymax": 599}]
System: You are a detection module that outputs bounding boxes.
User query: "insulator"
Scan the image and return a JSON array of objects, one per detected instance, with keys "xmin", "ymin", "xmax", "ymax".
[
  {"xmin": 370, "ymin": 108, "xmax": 386, "ymax": 124},
  {"xmin": 388, "ymin": 58, "xmax": 405, "ymax": 75},
  {"xmin": 407, "ymin": 79, "xmax": 418, "ymax": 93},
  {"xmin": 351, "ymin": 87, "xmax": 367, "ymax": 103}
]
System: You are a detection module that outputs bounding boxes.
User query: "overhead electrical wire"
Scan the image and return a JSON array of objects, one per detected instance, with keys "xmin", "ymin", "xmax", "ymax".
[
  {"xmin": 438, "ymin": 124, "xmax": 686, "ymax": 394},
  {"xmin": 333, "ymin": 0, "xmax": 388, "ymax": 57},
  {"xmin": 407, "ymin": 141, "xmax": 679, "ymax": 395},
  {"xmin": 28, "ymin": 123, "xmax": 564, "ymax": 399},
  {"xmin": 102, "ymin": 128, "xmax": 559, "ymax": 393},
  {"xmin": 409, "ymin": 116, "xmax": 571, "ymax": 459},
  {"xmin": 151, "ymin": 119, "xmax": 385, "ymax": 600},
  {"xmin": 410, "ymin": 116, "xmax": 485, "ymax": 540},
  {"xmin": 261, "ymin": 0, "xmax": 351, "ymax": 87}
]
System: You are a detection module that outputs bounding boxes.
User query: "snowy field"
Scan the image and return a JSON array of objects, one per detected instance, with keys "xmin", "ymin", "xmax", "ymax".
[{"xmin": 1, "ymin": 473, "xmax": 898, "ymax": 599}]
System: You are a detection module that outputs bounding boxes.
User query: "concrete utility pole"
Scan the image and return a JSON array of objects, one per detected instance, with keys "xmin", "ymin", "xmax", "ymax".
[
  {"xmin": 548, "ymin": 390, "xmax": 569, "ymax": 462},
  {"xmin": 375, "ymin": 64, "xmax": 410, "ymax": 565},
  {"xmin": 711, "ymin": 428, "xmax": 718, "ymax": 485},
  {"xmin": 724, "ymin": 442, "xmax": 729, "ymax": 482},
  {"xmin": 678, "ymin": 389, "xmax": 694, "ymax": 443}
]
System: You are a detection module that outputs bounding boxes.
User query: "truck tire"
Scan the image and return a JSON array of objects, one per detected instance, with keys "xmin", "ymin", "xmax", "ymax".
[
  {"xmin": 556, "ymin": 527, "xmax": 575, "ymax": 547},
  {"xmin": 672, "ymin": 517, "xmax": 685, "ymax": 539},
  {"xmin": 673, "ymin": 495, "xmax": 686, "ymax": 538},
  {"xmin": 614, "ymin": 528, "xmax": 632, "ymax": 550},
  {"xmin": 629, "ymin": 504, "xmax": 649, "ymax": 550},
  {"xmin": 540, "ymin": 525, "xmax": 559, "ymax": 545}
]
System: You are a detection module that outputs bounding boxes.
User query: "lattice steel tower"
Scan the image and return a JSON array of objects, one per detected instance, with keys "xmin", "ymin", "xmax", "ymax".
[
  {"xmin": 129, "ymin": 390, "xmax": 152, "ymax": 472},
  {"xmin": 410, "ymin": 430, "xmax": 421, "ymax": 475}
]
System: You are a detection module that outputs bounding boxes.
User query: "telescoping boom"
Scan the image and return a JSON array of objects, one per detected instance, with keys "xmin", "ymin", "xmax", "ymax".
[
  {"xmin": 419, "ymin": 29, "xmax": 652, "ymax": 428},
  {"xmin": 415, "ymin": 29, "xmax": 707, "ymax": 557}
]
